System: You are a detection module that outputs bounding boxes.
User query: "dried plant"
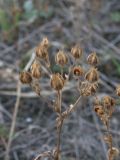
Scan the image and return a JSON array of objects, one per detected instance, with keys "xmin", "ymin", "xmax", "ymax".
[{"xmin": 20, "ymin": 37, "xmax": 119, "ymax": 160}]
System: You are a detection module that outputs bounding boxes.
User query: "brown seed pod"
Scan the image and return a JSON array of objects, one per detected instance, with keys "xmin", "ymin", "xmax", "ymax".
[
  {"xmin": 71, "ymin": 45, "xmax": 82, "ymax": 59},
  {"xmin": 102, "ymin": 96, "xmax": 115, "ymax": 107},
  {"xmin": 73, "ymin": 66, "xmax": 84, "ymax": 76},
  {"xmin": 85, "ymin": 67, "xmax": 99, "ymax": 82},
  {"xmin": 94, "ymin": 105, "xmax": 104, "ymax": 116},
  {"xmin": 55, "ymin": 50, "xmax": 68, "ymax": 66},
  {"xmin": 36, "ymin": 45, "xmax": 48, "ymax": 59},
  {"xmin": 116, "ymin": 85, "xmax": 120, "ymax": 96},
  {"xmin": 80, "ymin": 81, "xmax": 92, "ymax": 96},
  {"xmin": 87, "ymin": 52, "xmax": 99, "ymax": 66},
  {"xmin": 41, "ymin": 37, "xmax": 49, "ymax": 49},
  {"xmin": 20, "ymin": 71, "xmax": 32, "ymax": 84},
  {"xmin": 31, "ymin": 62, "xmax": 41, "ymax": 79},
  {"xmin": 51, "ymin": 73, "xmax": 64, "ymax": 91}
]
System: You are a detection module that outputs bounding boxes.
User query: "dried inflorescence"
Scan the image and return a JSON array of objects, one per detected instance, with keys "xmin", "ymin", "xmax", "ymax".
[
  {"xmin": 94, "ymin": 93, "xmax": 120, "ymax": 160},
  {"xmin": 19, "ymin": 37, "xmax": 119, "ymax": 160},
  {"xmin": 20, "ymin": 71, "xmax": 32, "ymax": 84}
]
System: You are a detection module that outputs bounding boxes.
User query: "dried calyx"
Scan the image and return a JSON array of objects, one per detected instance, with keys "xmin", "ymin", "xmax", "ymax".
[
  {"xmin": 41, "ymin": 37, "xmax": 50, "ymax": 49},
  {"xmin": 80, "ymin": 81, "xmax": 98, "ymax": 96},
  {"xmin": 50, "ymin": 73, "xmax": 64, "ymax": 91},
  {"xmin": 71, "ymin": 45, "xmax": 82, "ymax": 59},
  {"xmin": 87, "ymin": 52, "xmax": 99, "ymax": 66},
  {"xmin": 85, "ymin": 67, "xmax": 99, "ymax": 82},
  {"xmin": 31, "ymin": 61, "xmax": 41, "ymax": 79},
  {"xmin": 35, "ymin": 37, "xmax": 50, "ymax": 67},
  {"xmin": 73, "ymin": 66, "xmax": 84, "ymax": 76},
  {"xmin": 36, "ymin": 45, "xmax": 48, "ymax": 60},
  {"xmin": 102, "ymin": 96, "xmax": 115, "ymax": 107},
  {"xmin": 20, "ymin": 71, "xmax": 32, "ymax": 84},
  {"xmin": 55, "ymin": 50, "xmax": 68, "ymax": 66}
]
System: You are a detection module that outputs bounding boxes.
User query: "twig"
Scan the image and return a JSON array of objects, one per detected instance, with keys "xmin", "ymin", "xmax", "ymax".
[{"xmin": 4, "ymin": 80, "xmax": 21, "ymax": 160}]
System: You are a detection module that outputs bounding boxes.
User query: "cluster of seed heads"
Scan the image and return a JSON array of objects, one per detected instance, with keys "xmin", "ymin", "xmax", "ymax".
[
  {"xmin": 20, "ymin": 37, "xmax": 99, "ymax": 96},
  {"xmin": 20, "ymin": 37, "xmax": 120, "ymax": 160}
]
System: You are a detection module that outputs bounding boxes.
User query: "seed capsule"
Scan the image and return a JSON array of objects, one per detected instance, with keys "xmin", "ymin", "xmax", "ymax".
[
  {"xmin": 87, "ymin": 52, "xmax": 99, "ymax": 66},
  {"xmin": 31, "ymin": 62, "xmax": 41, "ymax": 79},
  {"xmin": 41, "ymin": 37, "xmax": 49, "ymax": 49},
  {"xmin": 55, "ymin": 50, "xmax": 68, "ymax": 66},
  {"xmin": 85, "ymin": 67, "xmax": 99, "ymax": 82},
  {"xmin": 73, "ymin": 66, "xmax": 84, "ymax": 76},
  {"xmin": 20, "ymin": 71, "xmax": 32, "ymax": 84},
  {"xmin": 116, "ymin": 85, "xmax": 120, "ymax": 96},
  {"xmin": 102, "ymin": 96, "xmax": 115, "ymax": 107},
  {"xmin": 71, "ymin": 45, "xmax": 82, "ymax": 59},
  {"xmin": 94, "ymin": 105, "xmax": 104, "ymax": 116},
  {"xmin": 51, "ymin": 73, "xmax": 64, "ymax": 91},
  {"xmin": 36, "ymin": 45, "xmax": 48, "ymax": 59}
]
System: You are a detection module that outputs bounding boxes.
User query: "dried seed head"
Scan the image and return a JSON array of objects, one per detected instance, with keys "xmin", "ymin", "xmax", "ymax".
[
  {"xmin": 51, "ymin": 73, "xmax": 64, "ymax": 91},
  {"xmin": 73, "ymin": 66, "xmax": 84, "ymax": 76},
  {"xmin": 31, "ymin": 61, "xmax": 41, "ymax": 79},
  {"xmin": 71, "ymin": 45, "xmax": 82, "ymax": 59},
  {"xmin": 41, "ymin": 37, "xmax": 49, "ymax": 48},
  {"xmin": 102, "ymin": 96, "xmax": 115, "ymax": 107},
  {"xmin": 85, "ymin": 67, "xmax": 99, "ymax": 82},
  {"xmin": 116, "ymin": 85, "xmax": 120, "ymax": 96},
  {"xmin": 55, "ymin": 50, "xmax": 68, "ymax": 66},
  {"xmin": 94, "ymin": 105, "xmax": 104, "ymax": 116},
  {"xmin": 80, "ymin": 81, "xmax": 92, "ymax": 96},
  {"xmin": 36, "ymin": 45, "xmax": 48, "ymax": 59},
  {"xmin": 87, "ymin": 52, "xmax": 99, "ymax": 66},
  {"xmin": 20, "ymin": 71, "xmax": 32, "ymax": 84}
]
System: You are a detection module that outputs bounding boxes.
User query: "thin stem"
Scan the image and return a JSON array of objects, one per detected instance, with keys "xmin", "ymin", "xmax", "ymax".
[
  {"xmin": 4, "ymin": 81, "xmax": 21, "ymax": 160},
  {"xmin": 55, "ymin": 90, "xmax": 62, "ymax": 160},
  {"xmin": 57, "ymin": 91, "xmax": 62, "ymax": 114},
  {"xmin": 106, "ymin": 120, "xmax": 113, "ymax": 160},
  {"xmin": 55, "ymin": 119, "xmax": 63, "ymax": 160},
  {"xmin": 62, "ymin": 95, "xmax": 81, "ymax": 118}
]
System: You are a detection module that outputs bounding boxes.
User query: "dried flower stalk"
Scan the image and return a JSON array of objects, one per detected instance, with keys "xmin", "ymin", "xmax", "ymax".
[{"xmin": 19, "ymin": 38, "xmax": 119, "ymax": 160}]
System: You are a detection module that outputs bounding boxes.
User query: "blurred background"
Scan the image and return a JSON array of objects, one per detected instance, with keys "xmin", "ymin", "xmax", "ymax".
[{"xmin": 0, "ymin": 0, "xmax": 120, "ymax": 159}]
